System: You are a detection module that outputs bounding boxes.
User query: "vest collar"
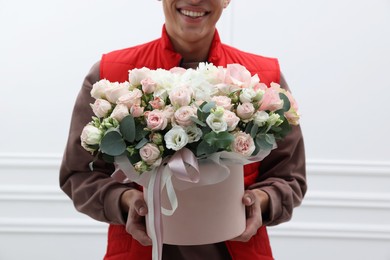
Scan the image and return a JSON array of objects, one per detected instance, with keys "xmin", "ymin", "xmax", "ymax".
[{"xmin": 160, "ymin": 24, "xmax": 222, "ymax": 68}]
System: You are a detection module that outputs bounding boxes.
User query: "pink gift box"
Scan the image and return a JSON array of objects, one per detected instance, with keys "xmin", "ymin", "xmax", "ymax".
[{"xmin": 144, "ymin": 163, "xmax": 246, "ymax": 245}]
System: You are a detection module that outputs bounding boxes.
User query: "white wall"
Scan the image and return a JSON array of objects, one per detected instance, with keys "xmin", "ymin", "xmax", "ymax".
[{"xmin": 1, "ymin": 1, "xmax": 389, "ymax": 259}]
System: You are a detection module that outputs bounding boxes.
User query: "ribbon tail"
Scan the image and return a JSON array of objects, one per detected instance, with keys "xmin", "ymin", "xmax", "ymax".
[{"xmin": 147, "ymin": 168, "xmax": 163, "ymax": 260}]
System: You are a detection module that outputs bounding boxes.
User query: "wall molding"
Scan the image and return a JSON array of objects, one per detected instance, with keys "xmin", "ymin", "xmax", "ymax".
[
  {"xmin": 1, "ymin": 153, "xmax": 389, "ymax": 175},
  {"xmin": 268, "ymin": 222, "xmax": 390, "ymax": 240},
  {"xmin": 0, "ymin": 218, "xmax": 107, "ymax": 234}
]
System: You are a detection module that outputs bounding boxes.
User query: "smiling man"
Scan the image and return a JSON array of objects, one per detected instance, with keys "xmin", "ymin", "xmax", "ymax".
[{"xmin": 60, "ymin": 1, "xmax": 307, "ymax": 259}]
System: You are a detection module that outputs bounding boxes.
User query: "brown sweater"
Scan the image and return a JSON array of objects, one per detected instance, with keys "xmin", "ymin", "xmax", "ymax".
[{"xmin": 59, "ymin": 61, "xmax": 306, "ymax": 259}]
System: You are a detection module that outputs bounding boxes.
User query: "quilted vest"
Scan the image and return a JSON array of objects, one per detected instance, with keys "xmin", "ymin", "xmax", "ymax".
[{"xmin": 101, "ymin": 26, "xmax": 279, "ymax": 260}]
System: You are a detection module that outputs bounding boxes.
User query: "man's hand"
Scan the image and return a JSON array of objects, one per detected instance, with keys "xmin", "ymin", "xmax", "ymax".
[
  {"xmin": 231, "ymin": 189, "xmax": 269, "ymax": 242},
  {"xmin": 120, "ymin": 189, "xmax": 152, "ymax": 246}
]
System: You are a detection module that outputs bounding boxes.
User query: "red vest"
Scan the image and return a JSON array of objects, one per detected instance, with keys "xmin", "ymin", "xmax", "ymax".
[{"xmin": 102, "ymin": 26, "xmax": 279, "ymax": 260}]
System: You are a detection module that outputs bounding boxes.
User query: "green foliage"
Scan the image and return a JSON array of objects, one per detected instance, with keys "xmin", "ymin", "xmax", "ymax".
[
  {"xmin": 100, "ymin": 131, "xmax": 126, "ymax": 156},
  {"xmin": 120, "ymin": 115, "xmax": 136, "ymax": 143}
]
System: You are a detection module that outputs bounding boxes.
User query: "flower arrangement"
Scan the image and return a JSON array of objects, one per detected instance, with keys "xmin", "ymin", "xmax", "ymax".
[{"xmin": 81, "ymin": 63, "xmax": 300, "ymax": 173}]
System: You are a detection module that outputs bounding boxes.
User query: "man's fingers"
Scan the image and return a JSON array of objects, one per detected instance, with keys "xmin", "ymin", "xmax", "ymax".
[
  {"xmin": 133, "ymin": 199, "xmax": 148, "ymax": 216},
  {"xmin": 128, "ymin": 222, "xmax": 152, "ymax": 246},
  {"xmin": 243, "ymin": 190, "xmax": 256, "ymax": 206}
]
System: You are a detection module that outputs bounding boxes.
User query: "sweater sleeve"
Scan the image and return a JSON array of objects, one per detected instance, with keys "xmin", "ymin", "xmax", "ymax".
[
  {"xmin": 59, "ymin": 61, "xmax": 133, "ymax": 225},
  {"xmin": 249, "ymin": 74, "xmax": 307, "ymax": 226}
]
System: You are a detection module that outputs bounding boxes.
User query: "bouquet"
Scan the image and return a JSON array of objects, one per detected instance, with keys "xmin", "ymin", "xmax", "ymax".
[
  {"xmin": 81, "ymin": 63, "xmax": 299, "ymax": 170},
  {"xmin": 80, "ymin": 62, "xmax": 300, "ymax": 259}
]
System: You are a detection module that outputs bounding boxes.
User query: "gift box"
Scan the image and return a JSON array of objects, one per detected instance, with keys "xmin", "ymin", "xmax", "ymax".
[{"xmin": 144, "ymin": 162, "xmax": 246, "ymax": 245}]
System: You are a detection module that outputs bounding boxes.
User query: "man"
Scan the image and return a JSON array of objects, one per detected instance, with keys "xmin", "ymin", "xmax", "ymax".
[{"xmin": 60, "ymin": 0, "xmax": 306, "ymax": 259}]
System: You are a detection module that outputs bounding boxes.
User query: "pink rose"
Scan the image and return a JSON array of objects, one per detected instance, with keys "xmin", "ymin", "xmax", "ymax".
[
  {"xmin": 105, "ymin": 82, "xmax": 130, "ymax": 103},
  {"xmin": 223, "ymin": 110, "xmax": 240, "ymax": 131},
  {"xmin": 90, "ymin": 99, "xmax": 112, "ymax": 118},
  {"xmin": 223, "ymin": 64, "xmax": 252, "ymax": 88},
  {"xmin": 284, "ymin": 90, "xmax": 300, "ymax": 125},
  {"xmin": 117, "ymin": 89, "xmax": 142, "ymax": 108},
  {"xmin": 140, "ymin": 143, "xmax": 161, "ymax": 165},
  {"xmin": 169, "ymin": 86, "xmax": 193, "ymax": 107},
  {"xmin": 130, "ymin": 104, "xmax": 144, "ymax": 118},
  {"xmin": 236, "ymin": 102, "xmax": 255, "ymax": 120},
  {"xmin": 174, "ymin": 106, "xmax": 196, "ymax": 127},
  {"xmin": 163, "ymin": 105, "xmax": 175, "ymax": 122},
  {"xmin": 211, "ymin": 96, "xmax": 233, "ymax": 110},
  {"xmin": 141, "ymin": 78, "xmax": 157, "ymax": 94},
  {"xmin": 149, "ymin": 97, "xmax": 165, "ymax": 110},
  {"xmin": 231, "ymin": 131, "xmax": 255, "ymax": 156},
  {"xmin": 110, "ymin": 104, "xmax": 129, "ymax": 122},
  {"xmin": 259, "ymin": 83, "xmax": 284, "ymax": 111},
  {"xmin": 145, "ymin": 110, "xmax": 168, "ymax": 131}
]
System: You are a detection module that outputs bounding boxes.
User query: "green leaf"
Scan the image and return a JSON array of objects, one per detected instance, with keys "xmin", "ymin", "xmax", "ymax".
[
  {"xmin": 102, "ymin": 153, "xmax": 115, "ymax": 163},
  {"xmin": 265, "ymin": 134, "xmax": 276, "ymax": 145},
  {"xmin": 135, "ymin": 138, "xmax": 149, "ymax": 150},
  {"xmin": 120, "ymin": 115, "xmax": 136, "ymax": 143},
  {"xmin": 203, "ymin": 131, "xmax": 234, "ymax": 149},
  {"xmin": 191, "ymin": 116, "xmax": 207, "ymax": 127},
  {"xmin": 255, "ymin": 134, "xmax": 274, "ymax": 151},
  {"xmin": 135, "ymin": 123, "xmax": 149, "ymax": 141},
  {"xmin": 279, "ymin": 93, "xmax": 291, "ymax": 112},
  {"xmin": 245, "ymin": 121, "xmax": 254, "ymax": 134},
  {"xmin": 100, "ymin": 131, "xmax": 126, "ymax": 156},
  {"xmin": 250, "ymin": 123, "xmax": 259, "ymax": 138},
  {"xmin": 204, "ymin": 131, "xmax": 218, "ymax": 146},
  {"xmin": 196, "ymin": 140, "xmax": 218, "ymax": 157},
  {"xmin": 202, "ymin": 101, "xmax": 216, "ymax": 113}
]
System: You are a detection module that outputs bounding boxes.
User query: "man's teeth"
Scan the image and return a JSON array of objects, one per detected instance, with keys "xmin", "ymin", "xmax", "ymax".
[{"xmin": 180, "ymin": 9, "xmax": 206, "ymax": 18}]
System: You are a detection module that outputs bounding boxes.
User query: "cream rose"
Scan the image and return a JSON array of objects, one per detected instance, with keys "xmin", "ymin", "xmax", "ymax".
[
  {"xmin": 117, "ymin": 88, "xmax": 142, "ymax": 108},
  {"xmin": 253, "ymin": 111, "xmax": 269, "ymax": 127},
  {"xmin": 105, "ymin": 83, "xmax": 130, "ymax": 104},
  {"xmin": 231, "ymin": 131, "xmax": 255, "ymax": 156},
  {"xmin": 91, "ymin": 79, "xmax": 111, "ymax": 99},
  {"xmin": 110, "ymin": 104, "xmax": 129, "ymax": 122},
  {"xmin": 141, "ymin": 77, "xmax": 157, "ymax": 94},
  {"xmin": 169, "ymin": 86, "xmax": 193, "ymax": 107},
  {"xmin": 140, "ymin": 143, "xmax": 161, "ymax": 165},
  {"xmin": 223, "ymin": 110, "xmax": 240, "ymax": 131},
  {"xmin": 129, "ymin": 67, "xmax": 151, "ymax": 86},
  {"xmin": 211, "ymin": 96, "xmax": 233, "ymax": 110},
  {"xmin": 90, "ymin": 99, "xmax": 112, "ymax": 118},
  {"xmin": 236, "ymin": 102, "xmax": 255, "ymax": 121},
  {"xmin": 80, "ymin": 125, "xmax": 102, "ymax": 152}
]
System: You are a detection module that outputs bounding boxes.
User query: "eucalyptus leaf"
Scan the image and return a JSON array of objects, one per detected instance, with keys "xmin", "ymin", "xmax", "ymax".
[
  {"xmin": 255, "ymin": 134, "xmax": 273, "ymax": 151},
  {"xmin": 202, "ymin": 101, "xmax": 216, "ymax": 113},
  {"xmin": 135, "ymin": 138, "xmax": 149, "ymax": 150},
  {"xmin": 279, "ymin": 93, "xmax": 291, "ymax": 112},
  {"xmin": 120, "ymin": 115, "xmax": 136, "ymax": 143},
  {"xmin": 191, "ymin": 116, "xmax": 207, "ymax": 127},
  {"xmin": 250, "ymin": 123, "xmax": 259, "ymax": 138},
  {"xmin": 245, "ymin": 121, "xmax": 254, "ymax": 134},
  {"xmin": 100, "ymin": 131, "xmax": 126, "ymax": 156},
  {"xmin": 135, "ymin": 123, "xmax": 149, "ymax": 141}
]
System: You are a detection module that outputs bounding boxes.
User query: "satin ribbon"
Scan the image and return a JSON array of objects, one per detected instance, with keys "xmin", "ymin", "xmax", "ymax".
[{"xmin": 114, "ymin": 148, "xmax": 200, "ymax": 260}]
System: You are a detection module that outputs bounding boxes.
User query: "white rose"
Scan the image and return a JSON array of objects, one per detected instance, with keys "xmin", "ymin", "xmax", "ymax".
[
  {"xmin": 169, "ymin": 86, "xmax": 193, "ymax": 107},
  {"xmin": 91, "ymin": 79, "xmax": 111, "ymax": 99},
  {"xmin": 117, "ymin": 88, "xmax": 142, "ymax": 108},
  {"xmin": 105, "ymin": 82, "xmax": 130, "ymax": 103},
  {"xmin": 129, "ymin": 67, "xmax": 151, "ymax": 86},
  {"xmin": 206, "ymin": 113, "xmax": 227, "ymax": 133},
  {"xmin": 211, "ymin": 96, "xmax": 233, "ymax": 110},
  {"xmin": 110, "ymin": 104, "xmax": 129, "ymax": 122},
  {"xmin": 164, "ymin": 126, "xmax": 189, "ymax": 151},
  {"xmin": 236, "ymin": 102, "xmax": 255, "ymax": 121},
  {"xmin": 253, "ymin": 111, "xmax": 269, "ymax": 127},
  {"xmin": 240, "ymin": 88, "xmax": 256, "ymax": 103},
  {"xmin": 80, "ymin": 125, "xmax": 102, "ymax": 152},
  {"xmin": 90, "ymin": 99, "xmax": 112, "ymax": 118},
  {"xmin": 185, "ymin": 125, "xmax": 203, "ymax": 143}
]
